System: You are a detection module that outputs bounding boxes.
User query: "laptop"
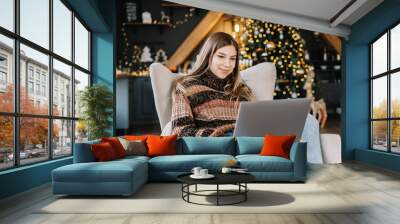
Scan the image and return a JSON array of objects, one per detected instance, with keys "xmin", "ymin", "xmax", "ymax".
[{"xmin": 233, "ymin": 98, "xmax": 311, "ymax": 139}]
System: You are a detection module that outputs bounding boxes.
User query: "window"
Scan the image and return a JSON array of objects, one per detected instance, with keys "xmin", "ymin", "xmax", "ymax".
[
  {"xmin": 20, "ymin": 0, "xmax": 49, "ymax": 49},
  {"xmin": 53, "ymin": 59, "xmax": 72, "ymax": 117},
  {"xmin": 53, "ymin": 119, "xmax": 72, "ymax": 158},
  {"xmin": 36, "ymin": 83, "xmax": 40, "ymax": 95},
  {"xmin": 371, "ymin": 23, "xmax": 400, "ymax": 154},
  {"xmin": 0, "ymin": 54, "xmax": 7, "ymax": 86},
  {"xmin": 0, "ymin": 71, "xmax": 6, "ymax": 85},
  {"xmin": 0, "ymin": 54, "xmax": 7, "ymax": 67},
  {"xmin": 0, "ymin": 116, "xmax": 13, "ymax": 170},
  {"xmin": 0, "ymin": 0, "xmax": 14, "ymax": 32},
  {"xmin": 74, "ymin": 69, "xmax": 89, "ymax": 119},
  {"xmin": 0, "ymin": 34, "xmax": 13, "ymax": 113},
  {"xmin": 75, "ymin": 18, "xmax": 90, "ymax": 70},
  {"xmin": 28, "ymin": 67, "xmax": 34, "ymax": 80},
  {"xmin": 42, "ymin": 85, "xmax": 46, "ymax": 97},
  {"xmin": 28, "ymin": 81, "xmax": 34, "ymax": 94},
  {"xmin": 41, "ymin": 73, "xmax": 46, "ymax": 82},
  {"xmin": 53, "ymin": 0, "xmax": 72, "ymax": 60},
  {"xmin": 35, "ymin": 70, "xmax": 41, "ymax": 81},
  {"xmin": 0, "ymin": 0, "xmax": 91, "ymax": 170}
]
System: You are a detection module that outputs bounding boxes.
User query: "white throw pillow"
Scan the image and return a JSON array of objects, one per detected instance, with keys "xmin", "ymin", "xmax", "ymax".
[{"xmin": 118, "ymin": 137, "xmax": 147, "ymax": 156}]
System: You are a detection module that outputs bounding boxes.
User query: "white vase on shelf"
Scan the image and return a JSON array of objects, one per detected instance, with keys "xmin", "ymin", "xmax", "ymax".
[{"xmin": 142, "ymin": 11, "xmax": 152, "ymax": 24}]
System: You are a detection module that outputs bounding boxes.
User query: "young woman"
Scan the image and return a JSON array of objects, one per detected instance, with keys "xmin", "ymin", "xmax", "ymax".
[{"xmin": 171, "ymin": 32, "xmax": 254, "ymax": 137}]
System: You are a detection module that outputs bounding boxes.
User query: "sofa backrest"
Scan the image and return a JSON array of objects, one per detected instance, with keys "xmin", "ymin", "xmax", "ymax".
[
  {"xmin": 73, "ymin": 139, "xmax": 100, "ymax": 163},
  {"xmin": 236, "ymin": 137, "xmax": 264, "ymax": 155},
  {"xmin": 74, "ymin": 137, "xmax": 299, "ymax": 161},
  {"xmin": 177, "ymin": 137, "xmax": 236, "ymax": 155}
]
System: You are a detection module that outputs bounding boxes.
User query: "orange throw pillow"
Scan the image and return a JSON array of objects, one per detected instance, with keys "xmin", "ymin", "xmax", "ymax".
[
  {"xmin": 123, "ymin": 135, "xmax": 148, "ymax": 141},
  {"xmin": 259, "ymin": 134, "xmax": 296, "ymax": 159},
  {"xmin": 146, "ymin": 135, "xmax": 177, "ymax": 157},
  {"xmin": 101, "ymin": 137, "xmax": 126, "ymax": 158},
  {"xmin": 91, "ymin": 142, "xmax": 117, "ymax": 161}
]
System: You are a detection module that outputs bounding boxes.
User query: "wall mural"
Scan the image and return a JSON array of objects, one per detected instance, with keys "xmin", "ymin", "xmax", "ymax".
[{"xmin": 116, "ymin": 0, "xmax": 341, "ymax": 136}]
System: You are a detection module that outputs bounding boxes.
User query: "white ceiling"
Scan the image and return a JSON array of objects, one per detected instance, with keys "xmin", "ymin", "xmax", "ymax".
[{"xmin": 168, "ymin": 0, "xmax": 384, "ymax": 37}]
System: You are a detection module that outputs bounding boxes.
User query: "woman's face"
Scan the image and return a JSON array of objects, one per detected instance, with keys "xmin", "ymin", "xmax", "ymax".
[{"xmin": 210, "ymin": 45, "xmax": 237, "ymax": 79}]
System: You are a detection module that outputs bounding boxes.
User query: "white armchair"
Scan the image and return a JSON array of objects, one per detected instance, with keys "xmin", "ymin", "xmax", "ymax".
[{"xmin": 149, "ymin": 62, "xmax": 332, "ymax": 164}]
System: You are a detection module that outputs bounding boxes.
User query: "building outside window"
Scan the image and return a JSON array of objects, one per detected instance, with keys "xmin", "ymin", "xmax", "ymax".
[{"xmin": 370, "ymin": 23, "xmax": 400, "ymax": 154}]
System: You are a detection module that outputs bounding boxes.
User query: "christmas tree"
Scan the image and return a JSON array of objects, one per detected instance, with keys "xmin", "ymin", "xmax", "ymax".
[{"xmin": 239, "ymin": 19, "xmax": 313, "ymax": 99}]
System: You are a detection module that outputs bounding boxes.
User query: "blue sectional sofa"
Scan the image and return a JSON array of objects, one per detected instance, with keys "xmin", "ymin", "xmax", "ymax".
[{"xmin": 52, "ymin": 137, "xmax": 307, "ymax": 196}]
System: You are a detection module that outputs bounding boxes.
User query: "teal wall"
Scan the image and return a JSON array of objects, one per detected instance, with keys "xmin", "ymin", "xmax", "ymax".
[
  {"xmin": 0, "ymin": 0, "xmax": 116, "ymax": 200},
  {"xmin": 0, "ymin": 158, "xmax": 72, "ymax": 199},
  {"xmin": 344, "ymin": 0, "xmax": 400, "ymax": 171},
  {"xmin": 91, "ymin": 0, "xmax": 117, "ymax": 135}
]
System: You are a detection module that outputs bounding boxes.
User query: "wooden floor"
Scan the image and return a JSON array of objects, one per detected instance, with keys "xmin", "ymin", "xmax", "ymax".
[{"xmin": 1, "ymin": 162, "xmax": 400, "ymax": 224}]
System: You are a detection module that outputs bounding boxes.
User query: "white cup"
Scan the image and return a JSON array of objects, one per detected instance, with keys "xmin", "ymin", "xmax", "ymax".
[
  {"xmin": 221, "ymin": 167, "xmax": 232, "ymax": 174},
  {"xmin": 191, "ymin": 167, "xmax": 202, "ymax": 176},
  {"xmin": 200, "ymin": 169, "xmax": 208, "ymax": 176}
]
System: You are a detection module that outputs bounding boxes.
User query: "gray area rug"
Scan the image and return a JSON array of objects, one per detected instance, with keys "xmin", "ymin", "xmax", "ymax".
[{"xmin": 38, "ymin": 183, "xmax": 362, "ymax": 214}]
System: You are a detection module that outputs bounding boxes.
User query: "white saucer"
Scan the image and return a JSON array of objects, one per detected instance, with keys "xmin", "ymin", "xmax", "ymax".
[{"xmin": 190, "ymin": 174, "xmax": 215, "ymax": 179}]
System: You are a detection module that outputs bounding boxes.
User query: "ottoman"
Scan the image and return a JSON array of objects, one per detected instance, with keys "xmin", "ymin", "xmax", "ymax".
[{"xmin": 52, "ymin": 158, "xmax": 148, "ymax": 196}]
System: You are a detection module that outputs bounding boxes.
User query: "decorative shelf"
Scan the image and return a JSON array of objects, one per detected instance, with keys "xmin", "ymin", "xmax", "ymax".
[
  {"xmin": 131, "ymin": 41, "xmax": 165, "ymax": 45},
  {"xmin": 314, "ymin": 69, "xmax": 341, "ymax": 73},
  {"xmin": 276, "ymin": 79, "xmax": 289, "ymax": 84},
  {"xmin": 161, "ymin": 2, "xmax": 191, "ymax": 8},
  {"xmin": 311, "ymin": 60, "xmax": 341, "ymax": 63},
  {"xmin": 124, "ymin": 22, "xmax": 172, "ymax": 27},
  {"xmin": 116, "ymin": 73, "xmax": 150, "ymax": 79},
  {"xmin": 123, "ymin": 22, "xmax": 172, "ymax": 34}
]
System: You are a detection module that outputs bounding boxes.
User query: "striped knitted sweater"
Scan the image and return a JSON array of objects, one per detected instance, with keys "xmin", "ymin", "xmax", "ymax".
[{"xmin": 171, "ymin": 71, "xmax": 250, "ymax": 137}]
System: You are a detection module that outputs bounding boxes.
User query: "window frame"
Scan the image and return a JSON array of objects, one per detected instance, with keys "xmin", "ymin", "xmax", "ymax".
[
  {"xmin": 0, "ymin": 0, "xmax": 92, "ymax": 171},
  {"xmin": 370, "ymin": 20, "xmax": 400, "ymax": 154}
]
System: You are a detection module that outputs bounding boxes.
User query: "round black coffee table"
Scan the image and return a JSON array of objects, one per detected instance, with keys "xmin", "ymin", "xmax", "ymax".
[{"xmin": 177, "ymin": 173, "xmax": 255, "ymax": 206}]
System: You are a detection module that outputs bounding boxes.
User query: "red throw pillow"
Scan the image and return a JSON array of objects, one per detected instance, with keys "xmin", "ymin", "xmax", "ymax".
[
  {"xmin": 146, "ymin": 135, "xmax": 177, "ymax": 157},
  {"xmin": 91, "ymin": 142, "xmax": 117, "ymax": 161},
  {"xmin": 101, "ymin": 137, "xmax": 126, "ymax": 158},
  {"xmin": 259, "ymin": 134, "xmax": 296, "ymax": 159}
]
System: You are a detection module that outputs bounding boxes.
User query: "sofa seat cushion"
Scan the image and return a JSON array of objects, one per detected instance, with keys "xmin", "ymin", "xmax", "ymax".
[
  {"xmin": 236, "ymin": 155, "xmax": 293, "ymax": 172},
  {"xmin": 53, "ymin": 159, "xmax": 147, "ymax": 183},
  {"xmin": 117, "ymin": 155, "xmax": 150, "ymax": 163},
  {"xmin": 149, "ymin": 154, "xmax": 235, "ymax": 172}
]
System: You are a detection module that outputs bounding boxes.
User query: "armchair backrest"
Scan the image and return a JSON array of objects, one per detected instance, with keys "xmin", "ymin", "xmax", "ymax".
[{"xmin": 149, "ymin": 62, "xmax": 277, "ymax": 131}]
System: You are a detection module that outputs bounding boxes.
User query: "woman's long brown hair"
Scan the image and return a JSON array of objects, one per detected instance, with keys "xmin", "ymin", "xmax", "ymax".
[{"xmin": 175, "ymin": 32, "xmax": 253, "ymax": 101}]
